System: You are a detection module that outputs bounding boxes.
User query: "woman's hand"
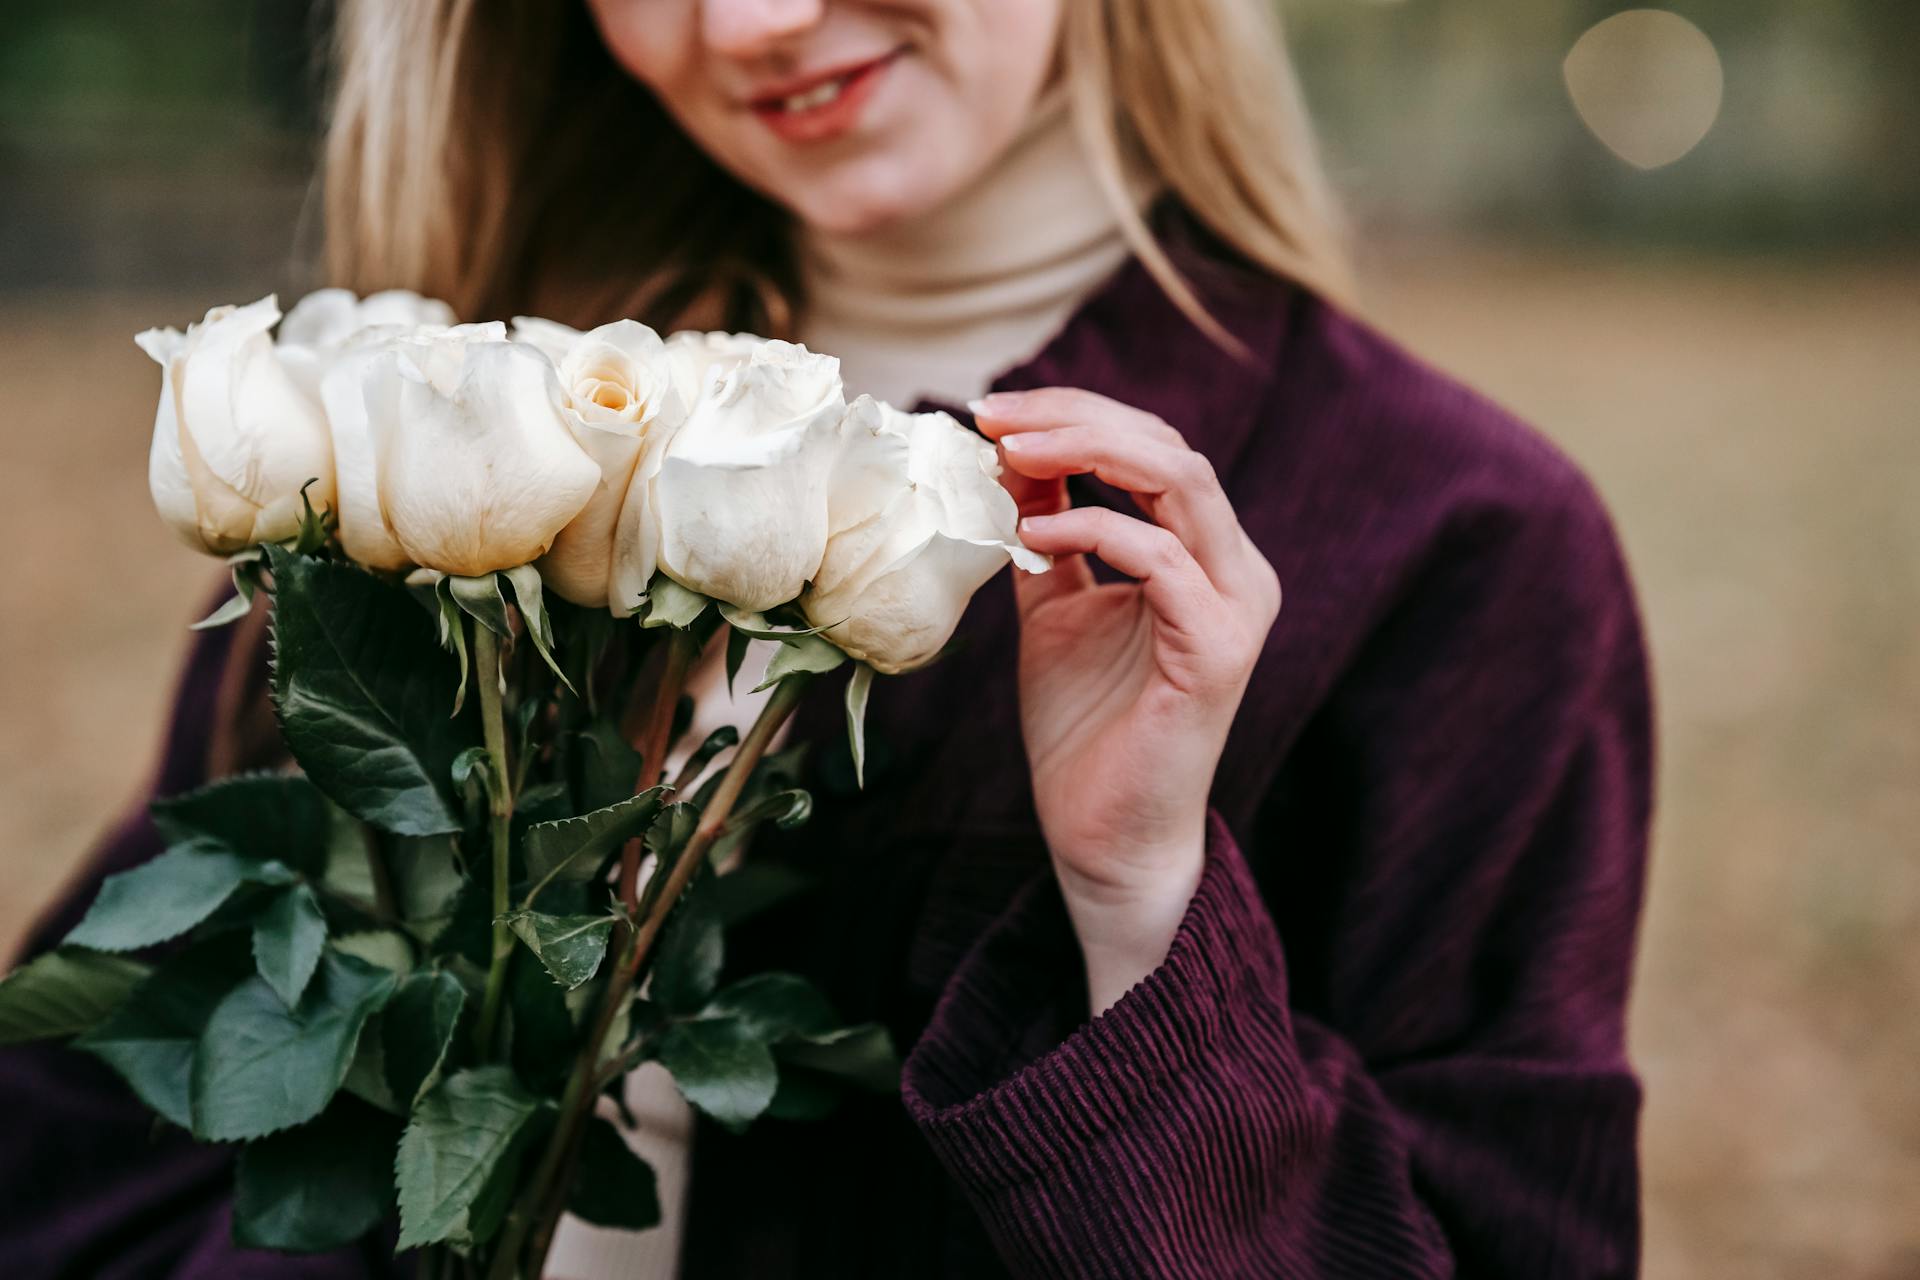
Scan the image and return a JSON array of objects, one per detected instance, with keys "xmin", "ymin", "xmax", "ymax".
[{"xmin": 971, "ymin": 388, "xmax": 1282, "ymax": 1014}]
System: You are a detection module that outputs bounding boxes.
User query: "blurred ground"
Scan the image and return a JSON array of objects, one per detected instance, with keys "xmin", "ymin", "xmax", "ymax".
[
  {"xmin": 1364, "ymin": 246, "xmax": 1920, "ymax": 1280},
  {"xmin": 2, "ymin": 246, "xmax": 1916, "ymax": 1278}
]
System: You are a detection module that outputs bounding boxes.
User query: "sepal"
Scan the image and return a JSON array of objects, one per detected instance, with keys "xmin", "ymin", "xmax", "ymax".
[{"xmin": 190, "ymin": 548, "xmax": 267, "ymax": 631}]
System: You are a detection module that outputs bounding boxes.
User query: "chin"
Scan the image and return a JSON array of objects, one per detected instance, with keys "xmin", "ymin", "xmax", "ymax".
[{"xmin": 781, "ymin": 153, "xmax": 961, "ymax": 236}]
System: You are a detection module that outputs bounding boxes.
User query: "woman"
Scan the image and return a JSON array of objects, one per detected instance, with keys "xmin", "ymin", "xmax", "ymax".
[{"xmin": 1, "ymin": 0, "xmax": 1652, "ymax": 1276}]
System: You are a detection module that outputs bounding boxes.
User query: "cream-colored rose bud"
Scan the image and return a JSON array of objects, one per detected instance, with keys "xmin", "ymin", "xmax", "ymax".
[
  {"xmin": 136, "ymin": 296, "xmax": 337, "ymax": 556},
  {"xmin": 276, "ymin": 287, "xmax": 457, "ymax": 401},
  {"xmin": 802, "ymin": 398, "xmax": 1049, "ymax": 674},
  {"xmin": 649, "ymin": 338, "xmax": 847, "ymax": 612},
  {"xmin": 334, "ymin": 328, "xmax": 599, "ymax": 577},
  {"xmin": 512, "ymin": 318, "xmax": 688, "ymax": 611},
  {"xmin": 319, "ymin": 322, "xmax": 504, "ymax": 571}
]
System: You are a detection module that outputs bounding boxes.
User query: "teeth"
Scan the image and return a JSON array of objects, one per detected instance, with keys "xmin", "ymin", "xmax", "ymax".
[{"xmin": 781, "ymin": 78, "xmax": 847, "ymax": 113}]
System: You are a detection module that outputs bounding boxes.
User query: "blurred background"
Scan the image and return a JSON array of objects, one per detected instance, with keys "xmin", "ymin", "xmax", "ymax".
[{"xmin": 1, "ymin": 2, "xmax": 1914, "ymax": 1276}]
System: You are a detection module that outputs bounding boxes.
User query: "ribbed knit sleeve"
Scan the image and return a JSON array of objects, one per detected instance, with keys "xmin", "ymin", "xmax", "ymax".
[
  {"xmin": 901, "ymin": 459, "xmax": 1652, "ymax": 1279},
  {"xmin": 904, "ymin": 816, "xmax": 1460, "ymax": 1278}
]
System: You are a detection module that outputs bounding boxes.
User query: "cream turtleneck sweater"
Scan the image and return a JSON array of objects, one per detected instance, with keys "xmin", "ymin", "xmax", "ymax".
[
  {"xmin": 544, "ymin": 87, "xmax": 1150, "ymax": 1280},
  {"xmin": 798, "ymin": 86, "xmax": 1152, "ymax": 408}
]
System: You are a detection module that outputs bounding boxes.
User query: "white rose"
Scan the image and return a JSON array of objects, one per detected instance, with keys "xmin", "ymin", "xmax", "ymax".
[
  {"xmin": 319, "ymin": 322, "xmax": 496, "ymax": 570},
  {"xmin": 649, "ymin": 339, "xmax": 847, "ymax": 612},
  {"xmin": 136, "ymin": 296, "xmax": 336, "ymax": 556},
  {"xmin": 802, "ymin": 398, "xmax": 1048, "ymax": 674},
  {"xmin": 321, "ymin": 326, "xmax": 599, "ymax": 577},
  {"xmin": 510, "ymin": 318, "xmax": 687, "ymax": 610},
  {"xmin": 663, "ymin": 329, "xmax": 765, "ymax": 411},
  {"xmin": 277, "ymin": 288, "xmax": 457, "ymax": 401}
]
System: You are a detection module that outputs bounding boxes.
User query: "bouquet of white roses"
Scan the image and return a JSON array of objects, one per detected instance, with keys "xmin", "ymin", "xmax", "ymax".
[{"xmin": 0, "ymin": 289, "xmax": 1047, "ymax": 1278}]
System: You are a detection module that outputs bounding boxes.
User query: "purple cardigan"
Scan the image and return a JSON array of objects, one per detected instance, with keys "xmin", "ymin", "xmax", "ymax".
[{"xmin": 0, "ymin": 212, "xmax": 1653, "ymax": 1278}]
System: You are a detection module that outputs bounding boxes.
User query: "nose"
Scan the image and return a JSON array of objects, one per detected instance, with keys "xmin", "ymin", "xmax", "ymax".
[{"xmin": 701, "ymin": 0, "xmax": 826, "ymax": 58}]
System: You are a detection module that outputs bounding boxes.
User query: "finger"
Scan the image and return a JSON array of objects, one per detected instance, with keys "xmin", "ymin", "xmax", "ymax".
[
  {"xmin": 1013, "ymin": 541, "xmax": 1092, "ymax": 618},
  {"xmin": 1015, "ymin": 506, "xmax": 1217, "ymax": 652},
  {"xmin": 971, "ymin": 387, "xmax": 1180, "ymax": 445},
  {"xmin": 999, "ymin": 424, "xmax": 1261, "ymax": 602},
  {"xmin": 995, "ymin": 449, "xmax": 1067, "ymax": 521},
  {"xmin": 998, "ymin": 452, "xmax": 1092, "ymax": 614}
]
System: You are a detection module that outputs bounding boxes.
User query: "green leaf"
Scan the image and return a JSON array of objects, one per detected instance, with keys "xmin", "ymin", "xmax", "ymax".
[
  {"xmin": 753, "ymin": 632, "xmax": 847, "ymax": 691},
  {"xmin": 650, "ymin": 884, "xmax": 721, "ymax": 1016},
  {"xmin": 391, "ymin": 835, "xmax": 464, "ymax": 943},
  {"xmin": 646, "ymin": 802, "xmax": 698, "ymax": 863},
  {"xmin": 573, "ymin": 718, "xmax": 644, "ymax": 815},
  {"xmin": 383, "ymin": 969, "xmax": 467, "ymax": 1107},
  {"xmin": 0, "ymin": 949, "xmax": 149, "ymax": 1045},
  {"xmin": 430, "ymin": 879, "xmax": 496, "ymax": 970},
  {"xmin": 64, "ymin": 848, "xmax": 288, "ymax": 953},
  {"xmin": 395, "ymin": 1065, "xmax": 550, "ymax": 1251},
  {"xmin": 703, "ymin": 973, "xmax": 837, "ymax": 1043},
  {"xmin": 521, "ymin": 788, "xmax": 667, "ymax": 899},
  {"xmin": 702, "ymin": 744, "xmax": 810, "ymax": 871},
  {"xmin": 501, "ymin": 911, "xmax": 615, "ymax": 990},
  {"xmin": 844, "ymin": 663, "xmax": 873, "ymax": 789},
  {"xmin": 635, "ymin": 803, "xmax": 698, "ymax": 920},
  {"xmin": 721, "ymin": 787, "xmax": 812, "ymax": 836},
  {"xmin": 566, "ymin": 1117, "xmax": 661, "ymax": 1230},
  {"xmin": 233, "ymin": 1096, "xmax": 401, "ymax": 1252},
  {"xmin": 331, "ymin": 929, "xmax": 416, "ymax": 975},
  {"xmin": 252, "ymin": 883, "xmax": 328, "ymax": 1006},
  {"xmin": 190, "ymin": 950, "xmax": 398, "ymax": 1141},
  {"xmin": 641, "ymin": 573, "xmax": 709, "ymax": 629},
  {"xmin": 320, "ymin": 801, "xmax": 379, "ymax": 903},
  {"xmin": 341, "ymin": 1010, "xmax": 399, "ymax": 1115},
  {"xmin": 653, "ymin": 1016, "xmax": 778, "ymax": 1133},
  {"xmin": 515, "ymin": 780, "xmax": 574, "ymax": 825},
  {"xmin": 776, "ymin": 1023, "xmax": 902, "ymax": 1094},
  {"xmin": 451, "ymin": 745, "xmax": 494, "ymax": 797},
  {"xmin": 152, "ymin": 773, "xmax": 333, "ymax": 877},
  {"xmin": 506, "ymin": 948, "xmax": 580, "ymax": 1089},
  {"xmin": 75, "ymin": 935, "xmax": 252, "ymax": 1126},
  {"xmin": 675, "ymin": 726, "xmax": 738, "ymax": 789},
  {"xmin": 266, "ymin": 546, "xmax": 477, "ymax": 836}
]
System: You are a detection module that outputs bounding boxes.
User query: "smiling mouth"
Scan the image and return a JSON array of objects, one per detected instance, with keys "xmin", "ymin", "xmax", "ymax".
[
  {"xmin": 748, "ymin": 49, "xmax": 902, "ymax": 122},
  {"xmin": 773, "ymin": 77, "xmax": 855, "ymax": 114}
]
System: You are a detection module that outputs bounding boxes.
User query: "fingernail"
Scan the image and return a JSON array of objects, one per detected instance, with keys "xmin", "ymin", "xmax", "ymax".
[
  {"xmin": 970, "ymin": 392, "xmax": 1020, "ymax": 416},
  {"xmin": 1019, "ymin": 513, "xmax": 1055, "ymax": 532},
  {"xmin": 999, "ymin": 433, "xmax": 1028, "ymax": 452}
]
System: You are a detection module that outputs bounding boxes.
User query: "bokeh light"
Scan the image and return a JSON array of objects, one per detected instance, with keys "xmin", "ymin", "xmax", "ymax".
[{"xmin": 1565, "ymin": 9, "xmax": 1725, "ymax": 170}]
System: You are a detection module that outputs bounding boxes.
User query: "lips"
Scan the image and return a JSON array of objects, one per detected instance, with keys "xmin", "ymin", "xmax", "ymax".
[{"xmin": 746, "ymin": 49, "xmax": 901, "ymax": 144}]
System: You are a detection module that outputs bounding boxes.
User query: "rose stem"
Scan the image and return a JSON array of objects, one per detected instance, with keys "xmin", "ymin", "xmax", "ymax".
[
  {"xmin": 471, "ymin": 621, "xmax": 517, "ymax": 1059},
  {"xmin": 619, "ymin": 629, "xmax": 698, "ymax": 915},
  {"xmin": 497, "ymin": 672, "xmax": 812, "ymax": 1280}
]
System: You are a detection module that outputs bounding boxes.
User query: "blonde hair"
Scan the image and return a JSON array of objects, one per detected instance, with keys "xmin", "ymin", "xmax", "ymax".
[{"xmin": 324, "ymin": 0, "xmax": 1352, "ymax": 344}]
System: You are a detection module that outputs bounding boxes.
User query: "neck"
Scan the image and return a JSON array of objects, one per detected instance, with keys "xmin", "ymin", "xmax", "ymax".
[{"xmin": 797, "ymin": 89, "xmax": 1157, "ymax": 408}]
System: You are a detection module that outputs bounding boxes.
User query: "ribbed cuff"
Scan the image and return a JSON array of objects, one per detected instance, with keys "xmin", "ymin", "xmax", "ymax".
[{"xmin": 902, "ymin": 810, "xmax": 1302, "ymax": 1192}]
